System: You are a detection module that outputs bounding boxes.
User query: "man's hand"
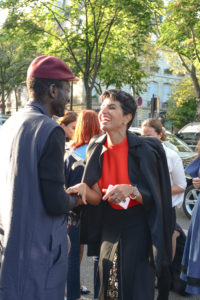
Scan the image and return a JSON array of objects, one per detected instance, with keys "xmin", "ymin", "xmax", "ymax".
[{"xmin": 66, "ymin": 183, "xmax": 87, "ymax": 205}]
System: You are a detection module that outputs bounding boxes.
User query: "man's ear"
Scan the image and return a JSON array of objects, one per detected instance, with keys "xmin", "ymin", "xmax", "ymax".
[{"xmin": 49, "ymin": 84, "xmax": 58, "ymax": 98}]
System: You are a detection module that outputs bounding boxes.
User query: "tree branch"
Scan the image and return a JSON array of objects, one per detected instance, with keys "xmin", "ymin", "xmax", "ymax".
[
  {"xmin": 190, "ymin": 26, "xmax": 200, "ymax": 63},
  {"xmin": 42, "ymin": 2, "xmax": 84, "ymax": 74},
  {"xmin": 42, "ymin": 2, "xmax": 66, "ymax": 35},
  {"xmin": 178, "ymin": 54, "xmax": 192, "ymax": 74},
  {"xmin": 84, "ymin": 0, "xmax": 92, "ymax": 76},
  {"xmin": 89, "ymin": 7, "xmax": 118, "ymax": 81}
]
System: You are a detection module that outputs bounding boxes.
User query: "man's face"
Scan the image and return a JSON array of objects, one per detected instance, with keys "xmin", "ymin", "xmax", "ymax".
[{"xmin": 51, "ymin": 81, "xmax": 71, "ymax": 117}]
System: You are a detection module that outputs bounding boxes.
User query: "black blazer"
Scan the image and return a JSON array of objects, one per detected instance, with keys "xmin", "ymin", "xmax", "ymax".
[{"xmin": 82, "ymin": 131, "xmax": 173, "ymax": 270}]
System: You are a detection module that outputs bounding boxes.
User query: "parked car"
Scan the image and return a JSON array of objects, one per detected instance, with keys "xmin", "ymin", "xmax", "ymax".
[
  {"xmin": 183, "ymin": 184, "xmax": 200, "ymax": 219},
  {"xmin": 176, "ymin": 122, "xmax": 200, "ymax": 151},
  {"xmin": 0, "ymin": 115, "xmax": 9, "ymax": 125},
  {"xmin": 129, "ymin": 127, "xmax": 197, "ymax": 218}
]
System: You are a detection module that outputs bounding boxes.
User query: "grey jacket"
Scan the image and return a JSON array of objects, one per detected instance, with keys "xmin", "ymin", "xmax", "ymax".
[{"xmin": 0, "ymin": 102, "xmax": 70, "ymax": 300}]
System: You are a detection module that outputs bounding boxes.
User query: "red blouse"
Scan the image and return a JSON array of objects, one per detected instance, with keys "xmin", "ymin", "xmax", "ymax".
[{"xmin": 98, "ymin": 136, "xmax": 139, "ymax": 210}]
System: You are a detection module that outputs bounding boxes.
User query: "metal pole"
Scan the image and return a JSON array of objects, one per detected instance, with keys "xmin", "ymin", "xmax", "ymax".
[
  {"xmin": 70, "ymin": 81, "xmax": 73, "ymax": 111},
  {"xmin": 151, "ymin": 94, "xmax": 154, "ymax": 118}
]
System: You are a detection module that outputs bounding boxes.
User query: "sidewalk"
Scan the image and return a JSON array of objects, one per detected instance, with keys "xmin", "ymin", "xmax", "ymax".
[{"xmin": 80, "ymin": 254, "xmax": 200, "ymax": 300}]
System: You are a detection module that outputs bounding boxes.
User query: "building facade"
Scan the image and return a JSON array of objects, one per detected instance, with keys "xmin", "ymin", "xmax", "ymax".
[
  {"xmin": 6, "ymin": 52, "xmax": 183, "ymax": 122},
  {"xmin": 133, "ymin": 52, "xmax": 184, "ymax": 126}
]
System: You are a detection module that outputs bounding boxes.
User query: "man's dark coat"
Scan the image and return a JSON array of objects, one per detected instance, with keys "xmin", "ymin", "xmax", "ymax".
[{"xmin": 0, "ymin": 102, "xmax": 69, "ymax": 300}]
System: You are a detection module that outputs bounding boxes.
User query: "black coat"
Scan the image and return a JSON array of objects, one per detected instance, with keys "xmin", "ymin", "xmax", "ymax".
[{"xmin": 81, "ymin": 131, "xmax": 173, "ymax": 271}]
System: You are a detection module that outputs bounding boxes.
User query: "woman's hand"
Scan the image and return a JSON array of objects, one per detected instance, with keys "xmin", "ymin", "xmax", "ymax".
[
  {"xmin": 102, "ymin": 184, "xmax": 142, "ymax": 205},
  {"xmin": 66, "ymin": 183, "xmax": 87, "ymax": 205},
  {"xmin": 67, "ymin": 183, "xmax": 102, "ymax": 206},
  {"xmin": 192, "ymin": 177, "xmax": 200, "ymax": 189}
]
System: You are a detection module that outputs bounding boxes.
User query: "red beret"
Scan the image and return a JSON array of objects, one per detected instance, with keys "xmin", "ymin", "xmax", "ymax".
[{"xmin": 27, "ymin": 55, "xmax": 79, "ymax": 81}]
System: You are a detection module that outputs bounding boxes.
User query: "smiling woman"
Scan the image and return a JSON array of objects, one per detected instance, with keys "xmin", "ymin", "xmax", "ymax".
[{"xmin": 66, "ymin": 89, "xmax": 173, "ymax": 300}]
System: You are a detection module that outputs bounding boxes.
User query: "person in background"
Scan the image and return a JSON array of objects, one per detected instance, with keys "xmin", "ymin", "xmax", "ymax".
[
  {"xmin": 141, "ymin": 118, "xmax": 187, "ymax": 300},
  {"xmin": 67, "ymin": 89, "xmax": 172, "ymax": 300},
  {"xmin": 57, "ymin": 111, "xmax": 77, "ymax": 144},
  {"xmin": 180, "ymin": 140, "xmax": 200, "ymax": 295},
  {"xmin": 0, "ymin": 55, "xmax": 82, "ymax": 300},
  {"xmin": 57, "ymin": 110, "xmax": 78, "ymax": 299},
  {"xmin": 65, "ymin": 110, "xmax": 102, "ymax": 300}
]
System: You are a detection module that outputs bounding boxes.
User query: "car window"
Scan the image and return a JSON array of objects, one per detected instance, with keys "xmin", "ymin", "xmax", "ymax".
[
  {"xmin": 0, "ymin": 116, "xmax": 9, "ymax": 125},
  {"xmin": 180, "ymin": 123, "xmax": 200, "ymax": 133},
  {"xmin": 129, "ymin": 127, "xmax": 194, "ymax": 153},
  {"xmin": 178, "ymin": 132, "xmax": 199, "ymax": 141},
  {"xmin": 164, "ymin": 141, "xmax": 179, "ymax": 153},
  {"xmin": 166, "ymin": 133, "xmax": 193, "ymax": 153}
]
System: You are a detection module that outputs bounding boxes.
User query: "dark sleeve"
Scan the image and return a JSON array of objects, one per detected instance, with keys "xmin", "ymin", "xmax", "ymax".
[
  {"xmin": 65, "ymin": 155, "xmax": 84, "ymax": 188},
  {"xmin": 141, "ymin": 137, "xmax": 173, "ymax": 267},
  {"xmin": 140, "ymin": 148, "xmax": 161, "ymax": 210},
  {"xmin": 39, "ymin": 127, "xmax": 65, "ymax": 183},
  {"xmin": 40, "ymin": 180, "xmax": 78, "ymax": 215},
  {"xmin": 39, "ymin": 127, "xmax": 78, "ymax": 215}
]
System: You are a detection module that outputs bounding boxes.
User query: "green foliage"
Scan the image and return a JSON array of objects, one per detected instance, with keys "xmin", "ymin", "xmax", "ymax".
[
  {"xmin": 166, "ymin": 98, "xmax": 197, "ymax": 129},
  {"xmin": 159, "ymin": 0, "xmax": 200, "ymax": 64},
  {"xmin": 166, "ymin": 77, "xmax": 197, "ymax": 128},
  {"xmin": 158, "ymin": 0, "xmax": 200, "ymax": 119},
  {"xmin": 3, "ymin": 0, "xmax": 162, "ymax": 108},
  {"xmin": 93, "ymin": 23, "xmax": 151, "ymax": 94},
  {"xmin": 170, "ymin": 77, "xmax": 197, "ymax": 106},
  {"xmin": 0, "ymin": 15, "xmax": 44, "ymax": 113}
]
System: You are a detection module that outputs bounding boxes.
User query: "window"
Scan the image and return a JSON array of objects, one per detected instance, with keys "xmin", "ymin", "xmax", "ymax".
[
  {"xmin": 177, "ymin": 73, "xmax": 185, "ymax": 77},
  {"xmin": 164, "ymin": 68, "xmax": 173, "ymax": 75},
  {"xmin": 148, "ymin": 82, "xmax": 158, "ymax": 100},
  {"xmin": 163, "ymin": 84, "xmax": 171, "ymax": 102},
  {"xmin": 150, "ymin": 66, "xmax": 160, "ymax": 73}
]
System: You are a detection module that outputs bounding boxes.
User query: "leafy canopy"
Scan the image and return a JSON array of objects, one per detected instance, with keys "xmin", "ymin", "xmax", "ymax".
[{"xmin": 3, "ymin": 0, "xmax": 162, "ymax": 107}]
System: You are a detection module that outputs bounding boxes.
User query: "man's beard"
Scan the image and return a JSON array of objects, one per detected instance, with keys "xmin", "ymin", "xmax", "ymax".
[{"xmin": 51, "ymin": 102, "xmax": 66, "ymax": 117}]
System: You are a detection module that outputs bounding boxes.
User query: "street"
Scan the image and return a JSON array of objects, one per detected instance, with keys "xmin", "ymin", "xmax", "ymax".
[{"xmin": 80, "ymin": 206, "xmax": 200, "ymax": 300}]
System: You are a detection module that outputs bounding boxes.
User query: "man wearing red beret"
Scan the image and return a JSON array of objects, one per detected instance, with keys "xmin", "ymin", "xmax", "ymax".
[{"xmin": 0, "ymin": 56, "xmax": 82, "ymax": 300}]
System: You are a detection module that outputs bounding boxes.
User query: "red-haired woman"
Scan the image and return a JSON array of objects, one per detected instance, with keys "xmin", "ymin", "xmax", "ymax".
[{"xmin": 65, "ymin": 110, "xmax": 102, "ymax": 300}]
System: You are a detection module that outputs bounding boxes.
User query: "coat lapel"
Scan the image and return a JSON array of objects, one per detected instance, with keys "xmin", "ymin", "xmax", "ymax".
[{"xmin": 127, "ymin": 131, "xmax": 142, "ymax": 185}]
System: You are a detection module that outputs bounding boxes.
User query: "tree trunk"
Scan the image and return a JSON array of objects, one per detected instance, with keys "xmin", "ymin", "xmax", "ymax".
[
  {"xmin": 14, "ymin": 89, "xmax": 18, "ymax": 111},
  {"xmin": 190, "ymin": 66, "xmax": 200, "ymax": 121},
  {"xmin": 1, "ymin": 83, "xmax": 5, "ymax": 115},
  {"xmin": 196, "ymin": 99, "xmax": 200, "ymax": 121},
  {"xmin": 84, "ymin": 79, "xmax": 92, "ymax": 109}
]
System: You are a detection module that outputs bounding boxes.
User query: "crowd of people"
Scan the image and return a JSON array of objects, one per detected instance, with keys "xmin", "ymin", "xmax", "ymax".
[{"xmin": 0, "ymin": 55, "xmax": 200, "ymax": 300}]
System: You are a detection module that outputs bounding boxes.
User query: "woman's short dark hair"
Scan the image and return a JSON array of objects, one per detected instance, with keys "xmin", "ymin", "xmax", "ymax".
[
  {"xmin": 100, "ymin": 89, "xmax": 137, "ymax": 128},
  {"xmin": 26, "ymin": 78, "xmax": 64, "ymax": 100}
]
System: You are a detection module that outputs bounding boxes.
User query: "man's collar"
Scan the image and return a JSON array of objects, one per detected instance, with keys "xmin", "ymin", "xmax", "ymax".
[{"xmin": 26, "ymin": 100, "xmax": 51, "ymax": 118}]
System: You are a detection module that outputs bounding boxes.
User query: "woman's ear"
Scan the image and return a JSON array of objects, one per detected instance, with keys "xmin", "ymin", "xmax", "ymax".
[
  {"xmin": 60, "ymin": 123, "xmax": 65, "ymax": 129},
  {"xmin": 124, "ymin": 113, "xmax": 132, "ymax": 125}
]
